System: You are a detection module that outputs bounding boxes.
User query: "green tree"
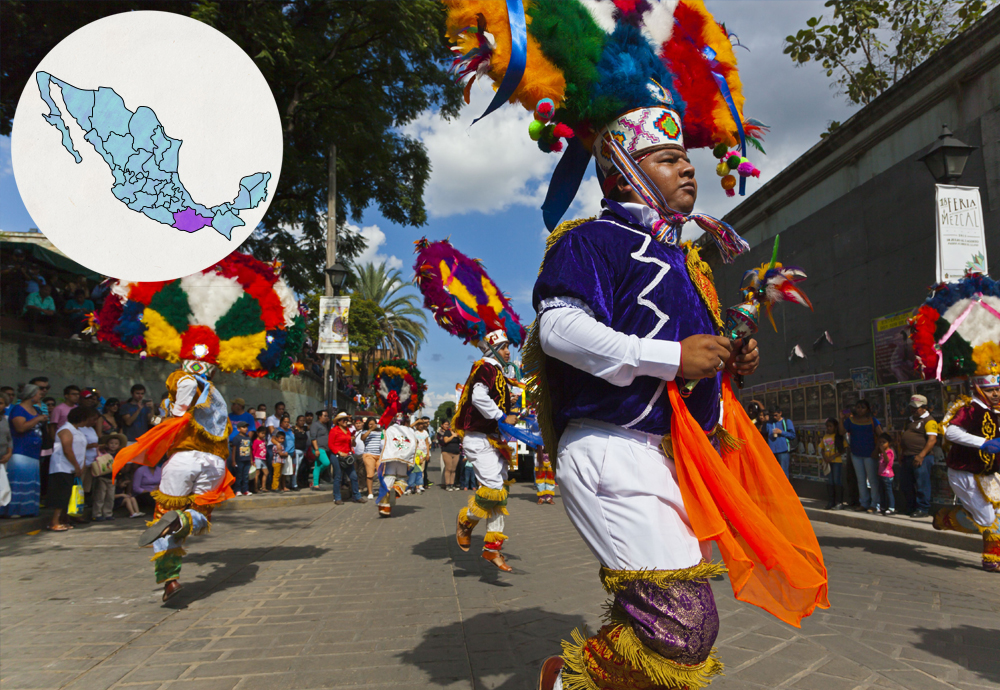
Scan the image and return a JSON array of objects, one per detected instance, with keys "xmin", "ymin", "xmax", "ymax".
[
  {"xmin": 433, "ymin": 400, "xmax": 456, "ymax": 428},
  {"xmin": 784, "ymin": 0, "xmax": 992, "ymax": 107},
  {"xmin": 1, "ymin": 0, "xmax": 462, "ymax": 294},
  {"xmin": 347, "ymin": 297, "xmax": 386, "ymax": 389},
  {"xmin": 352, "ymin": 261, "xmax": 428, "ymax": 360}
]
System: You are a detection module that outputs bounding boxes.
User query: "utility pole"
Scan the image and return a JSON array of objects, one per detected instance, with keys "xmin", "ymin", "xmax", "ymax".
[{"xmin": 324, "ymin": 144, "xmax": 337, "ymax": 413}]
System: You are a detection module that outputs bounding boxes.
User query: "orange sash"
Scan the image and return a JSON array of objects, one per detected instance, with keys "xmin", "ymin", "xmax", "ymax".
[
  {"xmin": 668, "ymin": 378, "xmax": 829, "ymax": 627},
  {"xmin": 111, "ymin": 415, "xmax": 235, "ymax": 505}
]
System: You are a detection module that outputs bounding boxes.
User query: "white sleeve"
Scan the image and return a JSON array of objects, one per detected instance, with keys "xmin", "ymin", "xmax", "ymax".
[
  {"xmin": 945, "ymin": 423, "xmax": 986, "ymax": 448},
  {"xmin": 471, "ymin": 383, "xmax": 504, "ymax": 421},
  {"xmin": 172, "ymin": 376, "xmax": 199, "ymax": 417},
  {"xmin": 539, "ymin": 305, "xmax": 681, "ymax": 387}
]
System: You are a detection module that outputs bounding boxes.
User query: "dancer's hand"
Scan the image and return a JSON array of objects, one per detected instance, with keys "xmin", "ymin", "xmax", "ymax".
[
  {"xmin": 727, "ymin": 338, "xmax": 759, "ymax": 376},
  {"xmin": 679, "ymin": 335, "xmax": 733, "ymax": 379},
  {"xmin": 504, "ymin": 414, "xmax": 518, "ymax": 425}
]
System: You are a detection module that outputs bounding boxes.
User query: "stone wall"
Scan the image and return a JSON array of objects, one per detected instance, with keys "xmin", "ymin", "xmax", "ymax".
[{"xmin": 1, "ymin": 330, "xmax": 324, "ymax": 418}]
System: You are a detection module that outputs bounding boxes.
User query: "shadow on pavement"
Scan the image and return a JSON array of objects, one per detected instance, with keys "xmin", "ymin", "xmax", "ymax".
[
  {"xmin": 412, "ymin": 535, "xmax": 519, "ymax": 587},
  {"xmin": 162, "ymin": 545, "xmax": 330, "ymax": 608},
  {"xmin": 911, "ymin": 625, "xmax": 1000, "ymax": 684},
  {"xmin": 816, "ymin": 535, "xmax": 967, "ymax": 570},
  {"xmin": 398, "ymin": 607, "xmax": 587, "ymax": 688}
]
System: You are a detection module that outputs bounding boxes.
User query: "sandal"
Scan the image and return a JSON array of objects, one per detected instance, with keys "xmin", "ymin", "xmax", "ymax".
[{"xmin": 47, "ymin": 524, "xmax": 71, "ymax": 532}]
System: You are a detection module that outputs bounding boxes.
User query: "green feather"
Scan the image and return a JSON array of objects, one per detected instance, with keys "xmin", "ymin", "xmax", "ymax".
[
  {"xmin": 148, "ymin": 280, "xmax": 191, "ymax": 333},
  {"xmin": 215, "ymin": 293, "xmax": 265, "ymax": 341},
  {"xmin": 746, "ymin": 138, "xmax": 766, "ymax": 154}
]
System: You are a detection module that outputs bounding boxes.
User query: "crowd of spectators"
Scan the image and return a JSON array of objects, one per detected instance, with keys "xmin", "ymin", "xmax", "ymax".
[{"xmin": 1, "ymin": 254, "xmax": 105, "ymax": 339}]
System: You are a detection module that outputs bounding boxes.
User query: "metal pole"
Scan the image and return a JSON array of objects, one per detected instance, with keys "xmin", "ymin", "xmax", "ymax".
[{"xmin": 325, "ymin": 144, "xmax": 337, "ymax": 413}]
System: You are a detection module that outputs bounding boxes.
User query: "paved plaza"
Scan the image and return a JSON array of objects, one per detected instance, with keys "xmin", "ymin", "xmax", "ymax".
[{"xmin": 1, "ymin": 479, "xmax": 998, "ymax": 690}]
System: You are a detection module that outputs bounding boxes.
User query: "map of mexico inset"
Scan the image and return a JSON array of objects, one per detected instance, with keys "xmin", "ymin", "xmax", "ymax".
[{"xmin": 11, "ymin": 11, "xmax": 283, "ymax": 281}]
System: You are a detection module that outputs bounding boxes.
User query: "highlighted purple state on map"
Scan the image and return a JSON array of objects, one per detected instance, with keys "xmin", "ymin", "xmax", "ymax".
[{"xmin": 172, "ymin": 207, "xmax": 214, "ymax": 232}]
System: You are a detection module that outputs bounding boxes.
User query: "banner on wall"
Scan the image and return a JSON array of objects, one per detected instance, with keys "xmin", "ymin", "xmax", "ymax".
[
  {"xmin": 317, "ymin": 296, "xmax": 350, "ymax": 355},
  {"xmin": 936, "ymin": 185, "xmax": 987, "ymax": 283}
]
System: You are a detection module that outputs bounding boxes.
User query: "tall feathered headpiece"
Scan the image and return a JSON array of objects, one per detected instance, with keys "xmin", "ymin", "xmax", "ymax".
[
  {"xmin": 444, "ymin": 0, "xmax": 766, "ymax": 232},
  {"xmin": 372, "ymin": 359, "xmax": 427, "ymax": 427},
  {"xmin": 413, "ymin": 238, "xmax": 526, "ymax": 349},
  {"xmin": 94, "ymin": 252, "xmax": 305, "ymax": 379},
  {"xmin": 910, "ymin": 273, "xmax": 1000, "ymax": 386}
]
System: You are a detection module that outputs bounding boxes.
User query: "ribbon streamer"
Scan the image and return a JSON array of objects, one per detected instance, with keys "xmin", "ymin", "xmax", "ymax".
[
  {"xmin": 472, "ymin": 0, "xmax": 527, "ymax": 125},
  {"xmin": 607, "ymin": 138, "xmax": 749, "ymax": 263},
  {"xmin": 499, "ymin": 420, "xmax": 544, "ymax": 447},
  {"xmin": 703, "ymin": 46, "xmax": 748, "ymax": 196},
  {"xmin": 542, "ymin": 137, "xmax": 592, "ymax": 231}
]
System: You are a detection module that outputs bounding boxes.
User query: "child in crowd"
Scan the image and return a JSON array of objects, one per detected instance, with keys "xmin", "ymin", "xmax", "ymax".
[
  {"xmin": 114, "ymin": 464, "xmax": 144, "ymax": 518},
  {"xmin": 231, "ymin": 422, "xmax": 253, "ymax": 496},
  {"xmin": 407, "ymin": 419, "xmax": 430, "ymax": 495},
  {"xmin": 280, "ymin": 417, "xmax": 296, "ymax": 491},
  {"xmin": 821, "ymin": 418, "xmax": 846, "ymax": 510},
  {"xmin": 877, "ymin": 433, "xmax": 896, "ymax": 516},
  {"xmin": 270, "ymin": 430, "xmax": 287, "ymax": 491},
  {"xmin": 92, "ymin": 433, "xmax": 125, "ymax": 521},
  {"xmin": 252, "ymin": 427, "xmax": 269, "ymax": 493}
]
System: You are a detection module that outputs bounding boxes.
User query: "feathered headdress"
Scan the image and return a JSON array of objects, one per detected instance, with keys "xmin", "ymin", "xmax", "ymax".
[
  {"xmin": 372, "ymin": 358, "xmax": 427, "ymax": 427},
  {"xmin": 444, "ymin": 0, "xmax": 766, "ymax": 230},
  {"xmin": 413, "ymin": 238, "xmax": 526, "ymax": 349},
  {"xmin": 911, "ymin": 273, "xmax": 1000, "ymax": 385},
  {"xmin": 94, "ymin": 252, "xmax": 305, "ymax": 379}
]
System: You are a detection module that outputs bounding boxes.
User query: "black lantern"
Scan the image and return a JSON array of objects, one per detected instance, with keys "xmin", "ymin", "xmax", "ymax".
[
  {"xmin": 918, "ymin": 125, "xmax": 977, "ymax": 184},
  {"xmin": 324, "ymin": 262, "xmax": 350, "ymax": 295}
]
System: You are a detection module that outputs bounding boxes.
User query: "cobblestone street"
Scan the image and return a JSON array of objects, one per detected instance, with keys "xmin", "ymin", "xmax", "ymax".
[{"xmin": 2, "ymin": 479, "xmax": 998, "ymax": 690}]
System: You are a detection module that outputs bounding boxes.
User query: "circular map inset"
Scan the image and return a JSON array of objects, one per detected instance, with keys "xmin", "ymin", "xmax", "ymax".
[{"xmin": 11, "ymin": 11, "xmax": 282, "ymax": 281}]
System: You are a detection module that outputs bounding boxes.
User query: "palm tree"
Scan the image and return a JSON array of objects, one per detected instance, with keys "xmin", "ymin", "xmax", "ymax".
[{"xmin": 352, "ymin": 261, "xmax": 428, "ymax": 359}]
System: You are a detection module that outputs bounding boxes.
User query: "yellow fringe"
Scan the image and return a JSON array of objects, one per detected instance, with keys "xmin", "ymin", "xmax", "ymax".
[
  {"xmin": 560, "ymin": 627, "xmax": 600, "ymax": 690},
  {"xmin": 713, "ymin": 424, "xmax": 745, "ymax": 454},
  {"xmin": 483, "ymin": 531, "xmax": 508, "ymax": 544},
  {"xmin": 150, "ymin": 491, "xmax": 192, "ymax": 511},
  {"xmin": 458, "ymin": 506, "xmax": 478, "ymax": 525},
  {"xmin": 599, "ymin": 562, "xmax": 728, "ymax": 593},
  {"xmin": 476, "ymin": 485, "xmax": 508, "ymax": 502},
  {"xmin": 984, "ymin": 552, "xmax": 1000, "ymax": 563},
  {"xmin": 608, "ymin": 618, "xmax": 725, "ymax": 690},
  {"xmin": 466, "ymin": 497, "xmax": 509, "ymax": 520},
  {"xmin": 150, "ymin": 546, "xmax": 187, "ymax": 562}
]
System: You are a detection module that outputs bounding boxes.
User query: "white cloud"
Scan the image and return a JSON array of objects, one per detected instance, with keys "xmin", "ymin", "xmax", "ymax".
[
  {"xmin": 421, "ymin": 389, "xmax": 458, "ymax": 412},
  {"xmin": 349, "ymin": 222, "xmax": 403, "ymax": 270},
  {"xmin": 404, "ymin": 84, "xmax": 558, "ymax": 217}
]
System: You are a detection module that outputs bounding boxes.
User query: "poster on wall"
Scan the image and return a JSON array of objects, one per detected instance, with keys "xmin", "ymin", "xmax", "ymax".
[
  {"xmin": 887, "ymin": 385, "xmax": 915, "ymax": 430},
  {"xmin": 791, "ymin": 388, "xmax": 806, "ymax": 422},
  {"xmin": 871, "ymin": 309, "xmax": 919, "ymax": 385},
  {"xmin": 914, "ymin": 381, "xmax": 944, "ymax": 416},
  {"xmin": 820, "ymin": 383, "xmax": 838, "ymax": 420},
  {"xmin": 935, "ymin": 185, "xmax": 987, "ymax": 283},
  {"xmin": 765, "ymin": 392, "xmax": 779, "ymax": 414},
  {"xmin": 861, "ymin": 388, "xmax": 887, "ymax": 425},
  {"xmin": 850, "ymin": 367, "xmax": 877, "ymax": 391},
  {"xmin": 943, "ymin": 380, "xmax": 968, "ymax": 410},
  {"xmin": 778, "ymin": 390, "xmax": 792, "ymax": 415},
  {"xmin": 317, "ymin": 296, "xmax": 350, "ymax": 355},
  {"xmin": 805, "ymin": 385, "xmax": 822, "ymax": 420},
  {"xmin": 836, "ymin": 380, "xmax": 855, "ymax": 414}
]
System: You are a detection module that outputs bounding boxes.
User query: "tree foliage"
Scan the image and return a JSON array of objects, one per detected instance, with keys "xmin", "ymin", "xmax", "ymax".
[
  {"xmin": 346, "ymin": 297, "xmax": 386, "ymax": 388},
  {"xmin": 352, "ymin": 261, "xmax": 428, "ymax": 361},
  {"xmin": 1, "ymin": 0, "xmax": 463, "ymax": 294},
  {"xmin": 784, "ymin": 0, "xmax": 992, "ymax": 107},
  {"xmin": 433, "ymin": 400, "xmax": 455, "ymax": 427}
]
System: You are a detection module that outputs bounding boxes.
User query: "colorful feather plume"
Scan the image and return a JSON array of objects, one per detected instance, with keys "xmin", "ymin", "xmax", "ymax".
[
  {"xmin": 372, "ymin": 359, "xmax": 426, "ymax": 417},
  {"xmin": 739, "ymin": 237, "xmax": 812, "ymax": 331},
  {"xmin": 94, "ymin": 252, "xmax": 304, "ymax": 379},
  {"xmin": 413, "ymin": 238, "xmax": 526, "ymax": 347}
]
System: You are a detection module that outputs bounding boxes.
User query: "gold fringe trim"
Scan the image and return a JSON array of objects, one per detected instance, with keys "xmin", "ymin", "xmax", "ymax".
[
  {"xmin": 942, "ymin": 395, "xmax": 972, "ymax": 427},
  {"xmin": 150, "ymin": 547, "xmax": 187, "ymax": 562},
  {"xmin": 713, "ymin": 424, "xmax": 745, "ymax": 454},
  {"xmin": 683, "ymin": 241, "xmax": 724, "ymax": 332},
  {"xmin": 483, "ymin": 531, "xmax": 508, "ymax": 544},
  {"xmin": 560, "ymin": 627, "xmax": 600, "ymax": 690},
  {"xmin": 975, "ymin": 474, "xmax": 1000, "ymax": 510},
  {"xmin": 150, "ymin": 491, "xmax": 192, "ymax": 510},
  {"xmin": 599, "ymin": 562, "xmax": 728, "ymax": 593},
  {"xmin": 609, "ymin": 620, "xmax": 725, "ymax": 690},
  {"xmin": 458, "ymin": 506, "xmax": 478, "ymax": 525},
  {"xmin": 475, "ymin": 485, "xmax": 508, "ymax": 502},
  {"xmin": 984, "ymin": 552, "xmax": 1000, "ymax": 564},
  {"xmin": 466, "ymin": 497, "xmax": 509, "ymax": 520}
]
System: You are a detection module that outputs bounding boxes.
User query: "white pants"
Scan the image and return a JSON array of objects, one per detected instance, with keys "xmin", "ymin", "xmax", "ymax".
[
  {"xmin": 158, "ymin": 451, "xmax": 227, "ymax": 498},
  {"xmin": 557, "ymin": 419, "xmax": 708, "ymax": 571},
  {"xmin": 463, "ymin": 432, "xmax": 508, "ymax": 490},
  {"xmin": 948, "ymin": 468, "xmax": 1000, "ymax": 528},
  {"xmin": 381, "ymin": 460, "xmax": 410, "ymax": 492}
]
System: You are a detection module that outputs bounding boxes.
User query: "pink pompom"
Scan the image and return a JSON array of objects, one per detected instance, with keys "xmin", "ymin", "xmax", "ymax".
[
  {"xmin": 725, "ymin": 188, "xmax": 736, "ymax": 197},
  {"xmin": 552, "ymin": 122, "xmax": 574, "ymax": 139},
  {"xmin": 751, "ymin": 167, "xmax": 761, "ymax": 178},
  {"xmin": 737, "ymin": 161, "xmax": 754, "ymax": 176},
  {"xmin": 550, "ymin": 139, "xmax": 564, "ymax": 153}
]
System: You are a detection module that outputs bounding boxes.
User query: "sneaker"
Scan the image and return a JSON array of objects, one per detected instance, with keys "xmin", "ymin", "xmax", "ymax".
[
  {"xmin": 404, "ymin": 489, "xmax": 413, "ymax": 495},
  {"xmin": 69, "ymin": 334, "xmax": 81, "ymax": 341},
  {"xmin": 884, "ymin": 508, "xmax": 895, "ymax": 515},
  {"xmin": 911, "ymin": 511, "xmax": 929, "ymax": 519},
  {"xmin": 367, "ymin": 494, "xmax": 374, "ymax": 500},
  {"xmin": 129, "ymin": 512, "xmax": 145, "ymax": 519}
]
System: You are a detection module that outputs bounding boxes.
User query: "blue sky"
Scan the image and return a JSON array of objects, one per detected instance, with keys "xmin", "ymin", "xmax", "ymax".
[{"xmin": 1, "ymin": 1, "xmax": 857, "ymax": 414}]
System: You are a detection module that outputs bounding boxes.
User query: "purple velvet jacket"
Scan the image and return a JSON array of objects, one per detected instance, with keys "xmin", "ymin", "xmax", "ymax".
[{"xmin": 533, "ymin": 200, "xmax": 722, "ymax": 438}]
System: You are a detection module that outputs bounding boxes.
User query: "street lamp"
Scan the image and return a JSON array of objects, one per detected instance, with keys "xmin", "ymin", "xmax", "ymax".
[
  {"xmin": 918, "ymin": 125, "xmax": 977, "ymax": 184},
  {"xmin": 324, "ymin": 262, "xmax": 350, "ymax": 296}
]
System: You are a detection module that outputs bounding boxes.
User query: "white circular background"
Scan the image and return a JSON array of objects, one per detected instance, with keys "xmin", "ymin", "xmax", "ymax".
[{"xmin": 11, "ymin": 11, "xmax": 282, "ymax": 281}]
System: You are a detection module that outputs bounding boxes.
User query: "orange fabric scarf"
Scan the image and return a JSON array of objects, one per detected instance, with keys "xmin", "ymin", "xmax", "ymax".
[{"xmin": 668, "ymin": 378, "xmax": 829, "ymax": 627}]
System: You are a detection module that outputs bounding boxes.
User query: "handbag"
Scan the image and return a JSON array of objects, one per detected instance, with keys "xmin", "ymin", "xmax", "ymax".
[
  {"xmin": 339, "ymin": 453, "xmax": 355, "ymax": 472},
  {"xmin": 91, "ymin": 453, "xmax": 114, "ymax": 476},
  {"xmin": 67, "ymin": 478, "xmax": 85, "ymax": 516}
]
